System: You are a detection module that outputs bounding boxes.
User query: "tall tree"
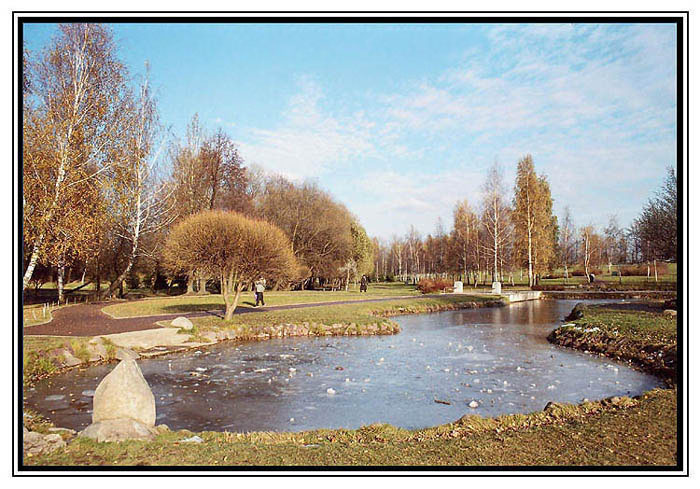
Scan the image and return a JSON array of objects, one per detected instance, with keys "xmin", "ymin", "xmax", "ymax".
[
  {"xmin": 603, "ymin": 215, "xmax": 623, "ymax": 273},
  {"xmin": 580, "ymin": 225, "xmax": 602, "ymax": 282},
  {"xmin": 22, "ymin": 23, "xmax": 129, "ymax": 293},
  {"xmin": 481, "ymin": 162, "xmax": 510, "ymax": 283},
  {"xmin": 257, "ymin": 177, "xmax": 353, "ymax": 287},
  {"xmin": 451, "ymin": 199, "xmax": 477, "ymax": 283},
  {"xmin": 532, "ymin": 175, "xmax": 558, "ymax": 279},
  {"xmin": 101, "ymin": 67, "xmax": 174, "ymax": 298},
  {"xmin": 512, "ymin": 155, "xmax": 539, "ymax": 286},
  {"xmin": 631, "ymin": 167, "xmax": 677, "ymax": 262},
  {"xmin": 559, "ymin": 206, "xmax": 576, "ymax": 281},
  {"xmin": 513, "ymin": 155, "xmax": 557, "ymax": 286},
  {"xmin": 200, "ymin": 128, "xmax": 251, "ymax": 213}
]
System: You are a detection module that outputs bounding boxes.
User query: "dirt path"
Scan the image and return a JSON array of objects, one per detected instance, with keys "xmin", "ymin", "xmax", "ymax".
[{"xmin": 22, "ymin": 295, "xmax": 442, "ymax": 337}]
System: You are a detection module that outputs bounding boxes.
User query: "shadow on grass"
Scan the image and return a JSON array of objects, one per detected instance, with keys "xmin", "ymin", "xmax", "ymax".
[{"xmin": 159, "ymin": 303, "xmax": 263, "ymax": 317}]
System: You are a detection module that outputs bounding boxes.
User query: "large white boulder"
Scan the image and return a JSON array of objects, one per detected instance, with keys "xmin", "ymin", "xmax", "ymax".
[
  {"xmin": 171, "ymin": 316, "xmax": 194, "ymax": 330},
  {"xmin": 92, "ymin": 359, "xmax": 156, "ymax": 427}
]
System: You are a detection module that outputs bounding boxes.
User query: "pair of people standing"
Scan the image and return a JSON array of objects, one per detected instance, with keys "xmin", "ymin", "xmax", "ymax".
[{"xmin": 254, "ymin": 277, "xmax": 266, "ymax": 307}]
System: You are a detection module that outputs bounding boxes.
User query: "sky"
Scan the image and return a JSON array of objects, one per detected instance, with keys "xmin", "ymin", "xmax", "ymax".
[{"xmin": 23, "ymin": 22, "xmax": 677, "ymax": 240}]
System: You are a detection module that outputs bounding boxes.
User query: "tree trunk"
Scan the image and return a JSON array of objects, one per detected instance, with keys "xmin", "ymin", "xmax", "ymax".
[
  {"xmin": 57, "ymin": 262, "xmax": 65, "ymax": 304},
  {"xmin": 95, "ymin": 269, "xmax": 101, "ymax": 300},
  {"xmin": 197, "ymin": 277, "xmax": 207, "ymax": 294},
  {"xmin": 22, "ymin": 241, "xmax": 43, "ymax": 294},
  {"xmin": 186, "ymin": 275, "xmax": 195, "ymax": 294},
  {"xmin": 223, "ymin": 274, "xmax": 242, "ymax": 321},
  {"xmin": 527, "ymin": 218, "xmax": 533, "ymax": 287},
  {"xmin": 654, "ymin": 259, "xmax": 658, "ymax": 282},
  {"xmin": 102, "ymin": 257, "xmax": 135, "ymax": 299}
]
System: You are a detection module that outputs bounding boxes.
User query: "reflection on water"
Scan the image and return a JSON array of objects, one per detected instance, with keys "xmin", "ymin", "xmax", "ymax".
[{"xmin": 24, "ymin": 300, "xmax": 663, "ymax": 433}]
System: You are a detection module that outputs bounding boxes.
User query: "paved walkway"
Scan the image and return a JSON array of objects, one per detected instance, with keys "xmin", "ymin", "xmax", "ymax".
[{"xmin": 22, "ymin": 295, "xmax": 441, "ymax": 337}]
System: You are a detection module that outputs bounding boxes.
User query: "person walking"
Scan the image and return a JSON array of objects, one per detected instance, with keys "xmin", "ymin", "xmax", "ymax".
[
  {"xmin": 360, "ymin": 275, "xmax": 368, "ymax": 293},
  {"xmin": 255, "ymin": 277, "xmax": 266, "ymax": 307}
]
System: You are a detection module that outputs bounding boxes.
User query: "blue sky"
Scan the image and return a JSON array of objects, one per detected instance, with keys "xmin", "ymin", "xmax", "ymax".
[{"xmin": 23, "ymin": 22, "xmax": 677, "ymax": 240}]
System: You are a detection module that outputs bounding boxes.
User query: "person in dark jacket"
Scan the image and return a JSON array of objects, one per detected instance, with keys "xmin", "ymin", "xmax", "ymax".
[{"xmin": 360, "ymin": 275, "xmax": 368, "ymax": 292}]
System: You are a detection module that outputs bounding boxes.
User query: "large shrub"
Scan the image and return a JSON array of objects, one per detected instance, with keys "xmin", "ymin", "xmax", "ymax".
[
  {"xmin": 417, "ymin": 278, "xmax": 453, "ymax": 294},
  {"xmin": 163, "ymin": 210, "xmax": 299, "ymax": 320}
]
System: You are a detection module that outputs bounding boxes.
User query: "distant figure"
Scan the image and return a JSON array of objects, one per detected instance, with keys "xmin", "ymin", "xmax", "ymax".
[
  {"xmin": 360, "ymin": 275, "xmax": 368, "ymax": 293},
  {"xmin": 589, "ymin": 273, "xmax": 596, "ymax": 283},
  {"xmin": 255, "ymin": 277, "xmax": 266, "ymax": 306}
]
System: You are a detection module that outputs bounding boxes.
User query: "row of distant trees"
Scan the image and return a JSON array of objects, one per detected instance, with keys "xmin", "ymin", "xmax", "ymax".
[
  {"xmin": 371, "ymin": 164, "xmax": 677, "ymax": 285},
  {"xmin": 22, "ymin": 24, "xmax": 373, "ymax": 301}
]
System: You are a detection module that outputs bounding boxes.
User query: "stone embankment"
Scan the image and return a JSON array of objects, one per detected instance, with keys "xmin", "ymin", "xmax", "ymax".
[
  {"xmin": 548, "ymin": 326, "xmax": 676, "ymax": 382},
  {"xmin": 547, "ymin": 303, "xmax": 677, "ymax": 382},
  {"xmin": 540, "ymin": 289, "xmax": 676, "ymax": 300}
]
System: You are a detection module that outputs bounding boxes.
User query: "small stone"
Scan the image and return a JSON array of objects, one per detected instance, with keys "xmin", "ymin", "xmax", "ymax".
[
  {"xmin": 62, "ymin": 351, "xmax": 82, "ymax": 367},
  {"xmin": 468, "ymin": 401, "xmax": 479, "ymax": 408},
  {"xmin": 181, "ymin": 435, "xmax": 203, "ymax": 443}
]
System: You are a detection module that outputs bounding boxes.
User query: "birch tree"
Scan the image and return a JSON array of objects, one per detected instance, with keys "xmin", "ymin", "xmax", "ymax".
[
  {"xmin": 481, "ymin": 162, "xmax": 510, "ymax": 283},
  {"xmin": 101, "ymin": 67, "xmax": 174, "ymax": 298},
  {"xmin": 559, "ymin": 206, "xmax": 576, "ymax": 281},
  {"xmin": 22, "ymin": 23, "xmax": 128, "ymax": 293}
]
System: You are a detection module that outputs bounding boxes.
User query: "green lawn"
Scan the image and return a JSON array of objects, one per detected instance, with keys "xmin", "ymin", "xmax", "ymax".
[
  {"xmin": 188, "ymin": 294, "xmax": 498, "ymax": 334},
  {"xmin": 571, "ymin": 303, "xmax": 677, "ymax": 345},
  {"xmin": 25, "ymin": 388, "xmax": 676, "ymax": 467},
  {"xmin": 102, "ymin": 282, "xmax": 421, "ymax": 318}
]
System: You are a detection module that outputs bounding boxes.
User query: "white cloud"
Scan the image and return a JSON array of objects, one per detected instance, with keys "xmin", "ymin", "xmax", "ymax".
[{"xmin": 236, "ymin": 77, "xmax": 377, "ymax": 180}]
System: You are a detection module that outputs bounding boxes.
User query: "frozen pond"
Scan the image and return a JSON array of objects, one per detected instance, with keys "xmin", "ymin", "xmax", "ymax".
[{"xmin": 24, "ymin": 300, "xmax": 663, "ymax": 433}]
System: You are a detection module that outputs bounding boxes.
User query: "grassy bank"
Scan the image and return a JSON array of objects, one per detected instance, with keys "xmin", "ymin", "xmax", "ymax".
[
  {"xmin": 24, "ymin": 388, "xmax": 676, "ymax": 467},
  {"xmin": 186, "ymin": 294, "xmax": 501, "ymax": 338},
  {"xmin": 23, "ymin": 336, "xmax": 106, "ymax": 383},
  {"xmin": 102, "ymin": 282, "xmax": 421, "ymax": 318},
  {"xmin": 547, "ymin": 302, "xmax": 677, "ymax": 381}
]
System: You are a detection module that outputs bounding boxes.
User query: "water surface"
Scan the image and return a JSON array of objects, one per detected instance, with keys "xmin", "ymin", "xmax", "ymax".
[{"xmin": 25, "ymin": 300, "xmax": 663, "ymax": 432}]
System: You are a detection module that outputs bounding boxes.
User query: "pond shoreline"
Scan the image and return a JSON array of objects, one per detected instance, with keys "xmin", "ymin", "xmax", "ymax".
[{"xmin": 23, "ymin": 297, "xmax": 507, "ymax": 386}]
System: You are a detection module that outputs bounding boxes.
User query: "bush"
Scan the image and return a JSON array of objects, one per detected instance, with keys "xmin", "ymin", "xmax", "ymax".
[
  {"xmin": 572, "ymin": 268, "xmax": 602, "ymax": 277},
  {"xmin": 417, "ymin": 278, "xmax": 453, "ymax": 294},
  {"xmin": 621, "ymin": 263, "xmax": 668, "ymax": 277},
  {"xmin": 542, "ymin": 274, "xmax": 564, "ymax": 280}
]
